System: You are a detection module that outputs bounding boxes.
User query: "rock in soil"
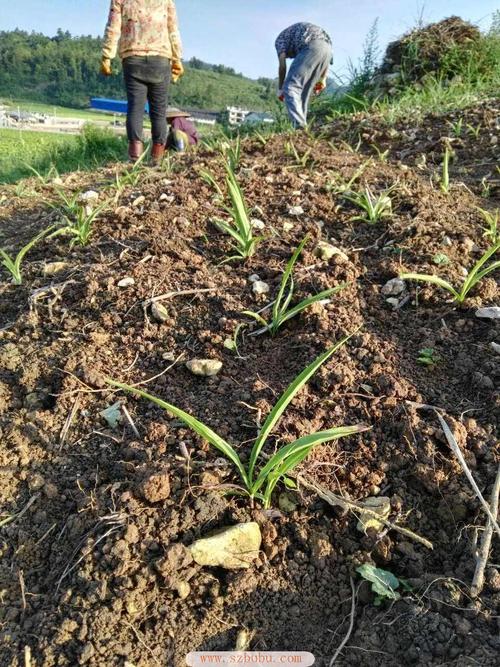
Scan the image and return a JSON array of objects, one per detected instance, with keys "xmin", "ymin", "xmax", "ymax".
[
  {"xmin": 356, "ymin": 496, "xmax": 391, "ymax": 533},
  {"xmin": 190, "ymin": 522, "xmax": 262, "ymax": 569},
  {"xmin": 314, "ymin": 241, "xmax": 349, "ymax": 262},
  {"xmin": 475, "ymin": 306, "xmax": 500, "ymax": 319},
  {"xmin": 151, "ymin": 302, "xmax": 170, "ymax": 322},
  {"xmin": 186, "ymin": 359, "xmax": 223, "ymax": 377},
  {"xmin": 381, "ymin": 277, "xmax": 406, "ymax": 296}
]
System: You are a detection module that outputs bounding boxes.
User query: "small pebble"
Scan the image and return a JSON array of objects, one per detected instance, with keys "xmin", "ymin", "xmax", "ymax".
[
  {"xmin": 118, "ymin": 277, "xmax": 135, "ymax": 288},
  {"xmin": 252, "ymin": 281, "xmax": 270, "ymax": 295}
]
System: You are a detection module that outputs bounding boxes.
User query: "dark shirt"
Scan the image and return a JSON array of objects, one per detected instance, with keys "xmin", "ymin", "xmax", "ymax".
[
  {"xmin": 171, "ymin": 116, "xmax": 198, "ymax": 145},
  {"xmin": 275, "ymin": 22, "xmax": 332, "ymax": 59}
]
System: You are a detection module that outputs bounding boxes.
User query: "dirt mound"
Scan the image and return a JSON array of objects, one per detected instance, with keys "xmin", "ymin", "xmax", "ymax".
[
  {"xmin": 0, "ymin": 116, "xmax": 499, "ymax": 666},
  {"xmin": 372, "ymin": 16, "xmax": 481, "ymax": 95}
]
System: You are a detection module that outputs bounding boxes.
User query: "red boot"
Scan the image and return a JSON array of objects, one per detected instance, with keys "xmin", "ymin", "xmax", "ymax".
[
  {"xmin": 151, "ymin": 143, "xmax": 165, "ymax": 166},
  {"xmin": 128, "ymin": 141, "xmax": 144, "ymax": 163}
]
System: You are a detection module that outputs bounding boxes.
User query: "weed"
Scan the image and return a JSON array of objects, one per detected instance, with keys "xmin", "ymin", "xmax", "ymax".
[
  {"xmin": 401, "ymin": 241, "xmax": 500, "ymax": 303},
  {"xmin": 107, "ymin": 336, "xmax": 370, "ymax": 508},
  {"xmin": 477, "ymin": 207, "xmax": 499, "ymax": 244},
  {"xmin": 223, "ymin": 323, "xmax": 246, "ymax": 357},
  {"xmin": 243, "ymin": 236, "xmax": 347, "ymax": 336},
  {"xmin": 357, "ymin": 564, "xmax": 409, "ymax": 605},
  {"xmin": 417, "ymin": 348, "xmax": 442, "ymax": 367},
  {"xmin": 0, "ymin": 226, "xmax": 54, "ymax": 284},
  {"xmin": 432, "ymin": 253, "xmax": 450, "ymax": 266},
  {"xmin": 344, "ymin": 185, "xmax": 394, "ymax": 223},
  {"xmin": 480, "ymin": 177, "xmax": 491, "ymax": 199},
  {"xmin": 213, "ymin": 162, "xmax": 258, "ymax": 261}
]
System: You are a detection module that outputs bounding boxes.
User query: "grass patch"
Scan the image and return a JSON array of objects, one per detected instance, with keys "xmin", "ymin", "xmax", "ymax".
[{"xmin": 0, "ymin": 125, "xmax": 127, "ymax": 184}]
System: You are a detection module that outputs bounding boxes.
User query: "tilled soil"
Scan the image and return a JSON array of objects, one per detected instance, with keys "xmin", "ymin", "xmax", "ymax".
[{"xmin": 0, "ymin": 101, "xmax": 499, "ymax": 666}]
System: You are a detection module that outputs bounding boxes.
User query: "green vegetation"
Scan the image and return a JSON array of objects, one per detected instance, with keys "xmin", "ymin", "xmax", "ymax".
[
  {"xmin": 0, "ymin": 226, "xmax": 54, "ymax": 284},
  {"xmin": 243, "ymin": 236, "xmax": 347, "ymax": 336},
  {"xmin": 212, "ymin": 163, "xmax": 258, "ymax": 261},
  {"xmin": 440, "ymin": 147, "xmax": 451, "ymax": 194},
  {"xmin": 344, "ymin": 185, "xmax": 394, "ymax": 223},
  {"xmin": 0, "ymin": 30, "xmax": 274, "ymax": 111},
  {"xmin": 0, "ymin": 125, "xmax": 126, "ymax": 184},
  {"xmin": 357, "ymin": 564, "xmax": 406, "ymax": 605},
  {"xmin": 401, "ymin": 241, "xmax": 500, "ymax": 304},
  {"xmin": 107, "ymin": 337, "xmax": 369, "ymax": 509},
  {"xmin": 312, "ymin": 13, "xmax": 500, "ymax": 122},
  {"xmin": 417, "ymin": 348, "xmax": 442, "ymax": 367},
  {"xmin": 478, "ymin": 207, "xmax": 499, "ymax": 244}
]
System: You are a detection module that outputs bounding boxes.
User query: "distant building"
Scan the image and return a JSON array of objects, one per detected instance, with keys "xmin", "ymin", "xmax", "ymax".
[
  {"xmin": 184, "ymin": 108, "xmax": 218, "ymax": 126},
  {"xmin": 226, "ymin": 106, "xmax": 250, "ymax": 125},
  {"xmin": 244, "ymin": 112, "xmax": 275, "ymax": 125}
]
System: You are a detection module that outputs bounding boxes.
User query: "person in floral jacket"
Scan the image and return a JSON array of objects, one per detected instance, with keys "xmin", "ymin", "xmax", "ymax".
[{"xmin": 101, "ymin": 0, "xmax": 184, "ymax": 164}]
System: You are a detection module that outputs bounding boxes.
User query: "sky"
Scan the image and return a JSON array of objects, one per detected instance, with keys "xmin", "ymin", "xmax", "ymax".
[{"xmin": 1, "ymin": 0, "xmax": 498, "ymax": 79}]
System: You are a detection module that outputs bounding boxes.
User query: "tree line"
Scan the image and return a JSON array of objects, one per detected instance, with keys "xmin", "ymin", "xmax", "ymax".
[{"xmin": 0, "ymin": 30, "xmax": 274, "ymax": 110}]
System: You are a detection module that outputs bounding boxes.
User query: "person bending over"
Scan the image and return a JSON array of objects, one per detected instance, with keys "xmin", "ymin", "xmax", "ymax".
[
  {"xmin": 166, "ymin": 108, "xmax": 199, "ymax": 152},
  {"xmin": 101, "ymin": 0, "xmax": 184, "ymax": 164},
  {"xmin": 276, "ymin": 22, "xmax": 332, "ymax": 129}
]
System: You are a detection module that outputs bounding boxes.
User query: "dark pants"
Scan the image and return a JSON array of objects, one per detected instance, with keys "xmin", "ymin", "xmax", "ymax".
[{"xmin": 123, "ymin": 56, "xmax": 170, "ymax": 145}]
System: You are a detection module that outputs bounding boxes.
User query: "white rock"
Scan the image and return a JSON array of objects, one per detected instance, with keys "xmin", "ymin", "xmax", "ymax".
[
  {"xmin": 189, "ymin": 522, "xmax": 262, "ymax": 569},
  {"xmin": 43, "ymin": 262, "xmax": 69, "ymax": 276},
  {"xmin": 79, "ymin": 190, "xmax": 99, "ymax": 203},
  {"xmin": 314, "ymin": 241, "xmax": 348, "ymax": 262},
  {"xmin": 288, "ymin": 205, "xmax": 304, "ymax": 217},
  {"xmin": 159, "ymin": 193, "xmax": 175, "ymax": 203},
  {"xmin": 442, "ymin": 236, "xmax": 453, "ymax": 247},
  {"xmin": 248, "ymin": 274, "xmax": 261, "ymax": 283},
  {"xmin": 386, "ymin": 297, "xmax": 400, "ymax": 308},
  {"xmin": 251, "ymin": 218, "xmax": 265, "ymax": 230},
  {"xmin": 132, "ymin": 195, "xmax": 146, "ymax": 207},
  {"xmin": 356, "ymin": 497, "xmax": 391, "ymax": 534},
  {"xmin": 476, "ymin": 307, "xmax": 500, "ymax": 320},
  {"xmin": 151, "ymin": 302, "xmax": 169, "ymax": 322},
  {"xmin": 381, "ymin": 278, "xmax": 406, "ymax": 296},
  {"xmin": 490, "ymin": 342, "xmax": 500, "ymax": 354},
  {"xmin": 283, "ymin": 222, "xmax": 294, "ymax": 232},
  {"xmin": 459, "ymin": 267, "xmax": 469, "ymax": 277},
  {"xmin": 118, "ymin": 277, "xmax": 135, "ymax": 288},
  {"xmin": 186, "ymin": 359, "xmax": 223, "ymax": 377},
  {"xmin": 252, "ymin": 281, "xmax": 270, "ymax": 295}
]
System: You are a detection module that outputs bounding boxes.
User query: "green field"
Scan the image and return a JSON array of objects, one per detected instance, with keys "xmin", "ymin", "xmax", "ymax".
[
  {"xmin": 0, "ymin": 126, "xmax": 128, "ymax": 184},
  {"xmin": 2, "ymin": 98, "xmax": 121, "ymax": 124}
]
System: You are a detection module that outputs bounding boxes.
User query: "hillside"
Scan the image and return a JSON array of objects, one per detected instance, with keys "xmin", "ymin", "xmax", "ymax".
[{"xmin": 0, "ymin": 30, "xmax": 274, "ymax": 111}]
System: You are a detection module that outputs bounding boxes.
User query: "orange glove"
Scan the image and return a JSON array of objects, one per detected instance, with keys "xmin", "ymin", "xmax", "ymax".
[
  {"xmin": 171, "ymin": 60, "xmax": 184, "ymax": 83},
  {"xmin": 314, "ymin": 80, "xmax": 326, "ymax": 95},
  {"xmin": 100, "ymin": 57, "xmax": 112, "ymax": 76}
]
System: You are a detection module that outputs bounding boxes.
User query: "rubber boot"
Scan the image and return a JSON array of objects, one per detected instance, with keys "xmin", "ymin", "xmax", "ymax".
[
  {"xmin": 128, "ymin": 141, "xmax": 144, "ymax": 163},
  {"xmin": 151, "ymin": 143, "xmax": 165, "ymax": 166}
]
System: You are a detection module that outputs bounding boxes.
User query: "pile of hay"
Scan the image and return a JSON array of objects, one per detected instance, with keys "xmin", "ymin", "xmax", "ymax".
[{"xmin": 371, "ymin": 16, "xmax": 481, "ymax": 96}]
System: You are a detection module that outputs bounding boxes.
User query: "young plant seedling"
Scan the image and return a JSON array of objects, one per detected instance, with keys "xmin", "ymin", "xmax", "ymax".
[
  {"xmin": 440, "ymin": 146, "xmax": 451, "ymax": 194},
  {"xmin": 223, "ymin": 135, "xmax": 242, "ymax": 172},
  {"xmin": 370, "ymin": 143, "xmax": 389, "ymax": 162},
  {"xmin": 417, "ymin": 348, "xmax": 441, "ymax": 367},
  {"xmin": 447, "ymin": 117, "xmax": 463, "ymax": 137},
  {"xmin": 107, "ymin": 336, "xmax": 370, "ymax": 509},
  {"xmin": 466, "ymin": 123, "xmax": 481, "ymax": 139},
  {"xmin": 59, "ymin": 202, "xmax": 108, "ymax": 247},
  {"xmin": 284, "ymin": 140, "xmax": 314, "ymax": 169},
  {"xmin": 401, "ymin": 241, "xmax": 500, "ymax": 304},
  {"xmin": 344, "ymin": 185, "xmax": 394, "ymax": 223},
  {"xmin": 212, "ymin": 161, "xmax": 258, "ymax": 261},
  {"xmin": 243, "ymin": 236, "xmax": 348, "ymax": 336},
  {"xmin": 477, "ymin": 207, "xmax": 499, "ymax": 244},
  {"xmin": 326, "ymin": 162, "xmax": 370, "ymax": 197},
  {"xmin": 0, "ymin": 226, "xmax": 54, "ymax": 285},
  {"xmin": 357, "ymin": 564, "xmax": 410, "ymax": 606}
]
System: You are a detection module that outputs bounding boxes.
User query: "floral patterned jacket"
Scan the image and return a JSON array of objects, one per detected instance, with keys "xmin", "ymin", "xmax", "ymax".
[{"xmin": 102, "ymin": 0, "xmax": 182, "ymax": 62}]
